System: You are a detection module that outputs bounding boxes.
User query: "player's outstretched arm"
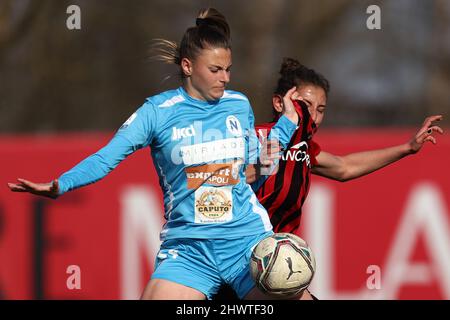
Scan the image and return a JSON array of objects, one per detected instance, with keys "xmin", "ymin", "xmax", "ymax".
[
  {"xmin": 312, "ymin": 115, "xmax": 444, "ymax": 182},
  {"xmin": 7, "ymin": 178, "xmax": 59, "ymax": 199},
  {"xmin": 7, "ymin": 104, "xmax": 155, "ymax": 198}
]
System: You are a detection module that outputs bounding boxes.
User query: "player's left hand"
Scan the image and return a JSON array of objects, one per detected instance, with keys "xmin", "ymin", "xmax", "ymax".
[
  {"xmin": 281, "ymin": 87, "xmax": 300, "ymax": 125},
  {"xmin": 408, "ymin": 115, "xmax": 444, "ymax": 153}
]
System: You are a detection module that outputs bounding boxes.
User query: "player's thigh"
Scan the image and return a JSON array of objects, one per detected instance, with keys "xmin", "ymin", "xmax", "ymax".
[
  {"xmin": 141, "ymin": 278, "xmax": 206, "ymax": 300},
  {"xmin": 244, "ymin": 288, "xmax": 313, "ymax": 300}
]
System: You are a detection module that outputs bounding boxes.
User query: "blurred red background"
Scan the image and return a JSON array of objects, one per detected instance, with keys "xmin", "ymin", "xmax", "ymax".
[{"xmin": 0, "ymin": 129, "xmax": 449, "ymax": 299}]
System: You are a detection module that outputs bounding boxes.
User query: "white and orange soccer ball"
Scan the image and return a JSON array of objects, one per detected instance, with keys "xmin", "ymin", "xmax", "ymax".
[{"xmin": 250, "ymin": 233, "xmax": 316, "ymax": 298}]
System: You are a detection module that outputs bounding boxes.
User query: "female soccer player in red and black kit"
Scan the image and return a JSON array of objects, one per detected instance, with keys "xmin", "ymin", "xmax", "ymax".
[
  {"xmin": 215, "ymin": 57, "xmax": 443, "ymax": 300},
  {"xmin": 248, "ymin": 59, "xmax": 324, "ymax": 235},
  {"xmin": 249, "ymin": 57, "xmax": 443, "ymax": 236}
]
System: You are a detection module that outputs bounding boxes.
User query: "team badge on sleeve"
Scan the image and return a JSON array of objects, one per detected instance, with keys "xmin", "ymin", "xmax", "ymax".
[{"xmin": 120, "ymin": 112, "xmax": 137, "ymax": 129}]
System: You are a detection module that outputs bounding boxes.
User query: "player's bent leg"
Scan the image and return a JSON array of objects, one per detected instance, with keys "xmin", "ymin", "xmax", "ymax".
[
  {"xmin": 141, "ymin": 278, "xmax": 206, "ymax": 300},
  {"xmin": 225, "ymin": 231, "xmax": 274, "ymax": 299},
  {"xmin": 149, "ymin": 238, "xmax": 223, "ymax": 299}
]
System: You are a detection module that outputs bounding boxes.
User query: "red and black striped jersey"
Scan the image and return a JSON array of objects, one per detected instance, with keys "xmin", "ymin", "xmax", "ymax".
[{"xmin": 254, "ymin": 100, "xmax": 321, "ymax": 234}]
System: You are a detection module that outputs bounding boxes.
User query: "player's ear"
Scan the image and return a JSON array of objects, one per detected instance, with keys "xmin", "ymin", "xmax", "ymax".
[
  {"xmin": 181, "ymin": 57, "xmax": 193, "ymax": 77},
  {"xmin": 272, "ymin": 95, "xmax": 283, "ymax": 113}
]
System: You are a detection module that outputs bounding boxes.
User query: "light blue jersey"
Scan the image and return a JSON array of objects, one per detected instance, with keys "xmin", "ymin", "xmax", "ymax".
[{"xmin": 58, "ymin": 87, "xmax": 296, "ymax": 240}]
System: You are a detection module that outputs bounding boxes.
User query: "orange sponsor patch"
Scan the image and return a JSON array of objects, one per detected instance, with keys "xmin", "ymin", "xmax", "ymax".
[{"xmin": 185, "ymin": 163, "xmax": 240, "ymax": 189}]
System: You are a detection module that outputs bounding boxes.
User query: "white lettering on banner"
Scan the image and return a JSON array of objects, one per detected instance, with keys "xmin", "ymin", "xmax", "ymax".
[
  {"xmin": 303, "ymin": 184, "xmax": 334, "ymax": 299},
  {"xmin": 180, "ymin": 138, "xmax": 245, "ymax": 165},
  {"xmin": 120, "ymin": 186, "xmax": 164, "ymax": 299},
  {"xmin": 303, "ymin": 182, "xmax": 450, "ymax": 299},
  {"xmin": 381, "ymin": 183, "xmax": 450, "ymax": 299}
]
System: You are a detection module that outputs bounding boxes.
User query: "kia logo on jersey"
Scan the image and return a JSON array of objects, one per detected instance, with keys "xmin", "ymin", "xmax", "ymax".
[{"xmin": 172, "ymin": 125, "xmax": 196, "ymax": 140}]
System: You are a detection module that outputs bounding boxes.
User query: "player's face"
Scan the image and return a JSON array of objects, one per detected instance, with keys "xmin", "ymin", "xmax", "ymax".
[
  {"xmin": 296, "ymin": 85, "xmax": 327, "ymax": 128},
  {"xmin": 183, "ymin": 47, "xmax": 232, "ymax": 101}
]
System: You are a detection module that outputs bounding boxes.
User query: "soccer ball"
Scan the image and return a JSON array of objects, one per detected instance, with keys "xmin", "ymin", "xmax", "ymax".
[{"xmin": 250, "ymin": 233, "xmax": 316, "ymax": 298}]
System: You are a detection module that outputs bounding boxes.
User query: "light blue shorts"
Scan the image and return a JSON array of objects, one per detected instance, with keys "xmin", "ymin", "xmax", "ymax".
[{"xmin": 151, "ymin": 231, "xmax": 273, "ymax": 299}]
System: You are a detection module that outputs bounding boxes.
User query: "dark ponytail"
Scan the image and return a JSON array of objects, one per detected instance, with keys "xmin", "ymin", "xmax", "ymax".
[
  {"xmin": 275, "ymin": 57, "xmax": 330, "ymax": 97},
  {"xmin": 152, "ymin": 8, "xmax": 231, "ymax": 70}
]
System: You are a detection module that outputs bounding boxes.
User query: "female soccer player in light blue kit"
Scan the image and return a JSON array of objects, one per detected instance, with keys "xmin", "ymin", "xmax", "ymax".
[{"xmin": 8, "ymin": 8, "xmax": 300, "ymax": 299}]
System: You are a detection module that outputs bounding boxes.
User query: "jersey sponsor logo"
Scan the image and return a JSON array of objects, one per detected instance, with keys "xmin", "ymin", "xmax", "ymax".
[
  {"xmin": 194, "ymin": 186, "xmax": 233, "ymax": 223},
  {"xmin": 226, "ymin": 115, "xmax": 242, "ymax": 136},
  {"xmin": 282, "ymin": 141, "xmax": 311, "ymax": 167},
  {"xmin": 120, "ymin": 112, "xmax": 137, "ymax": 129},
  {"xmin": 185, "ymin": 163, "xmax": 240, "ymax": 189},
  {"xmin": 180, "ymin": 137, "xmax": 245, "ymax": 165},
  {"xmin": 172, "ymin": 124, "xmax": 196, "ymax": 141}
]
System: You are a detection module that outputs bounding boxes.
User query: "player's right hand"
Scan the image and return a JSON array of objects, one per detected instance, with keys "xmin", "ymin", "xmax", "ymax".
[{"xmin": 7, "ymin": 178, "xmax": 59, "ymax": 199}]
